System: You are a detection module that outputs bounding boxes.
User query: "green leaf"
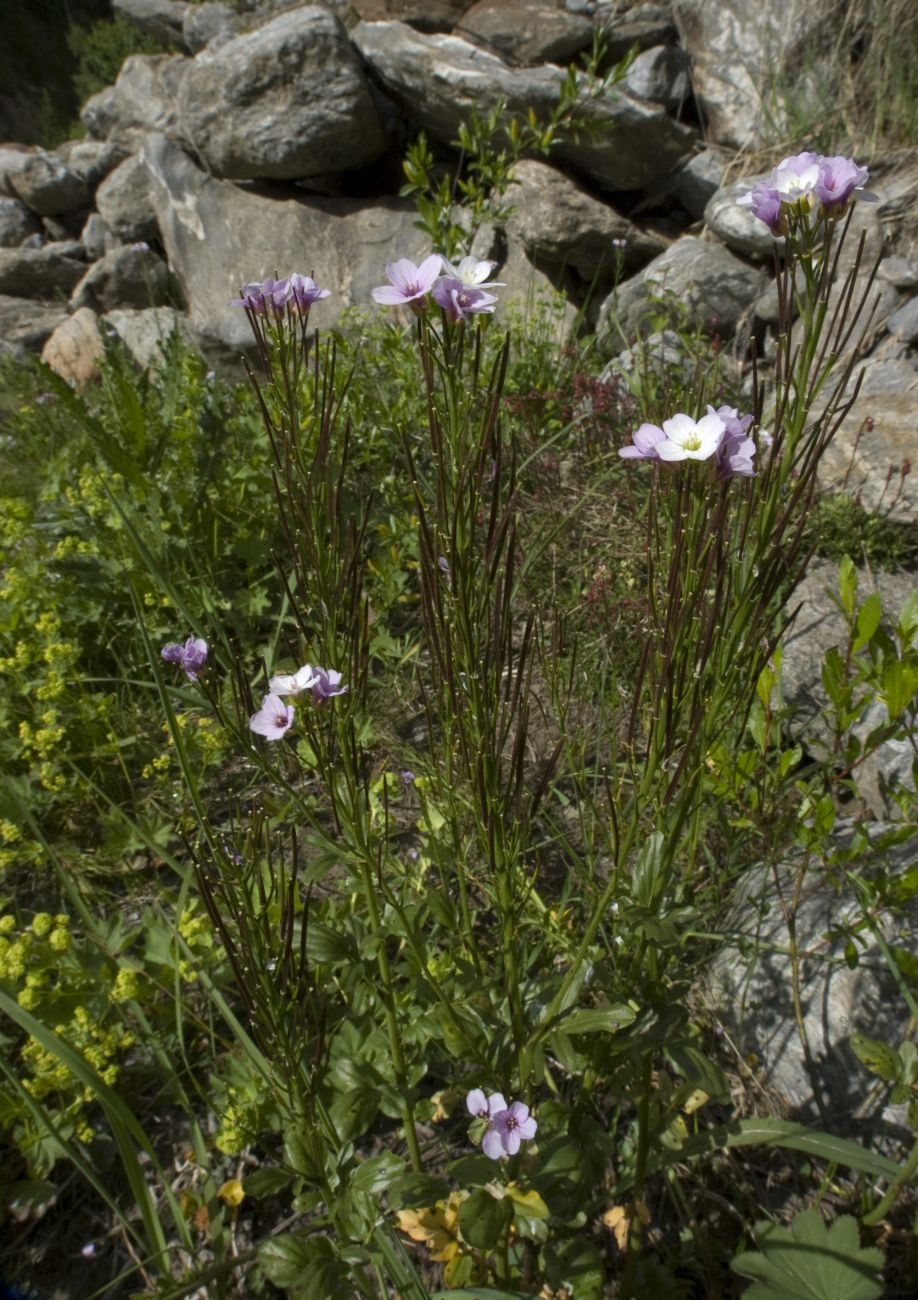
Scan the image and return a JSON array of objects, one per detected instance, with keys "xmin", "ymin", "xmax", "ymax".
[
  {"xmin": 457, "ymin": 1187, "xmax": 513, "ymax": 1250},
  {"xmin": 244, "ymin": 1167, "xmax": 297, "ymax": 1198},
  {"xmin": 430, "ymin": 1290, "xmax": 534, "ymax": 1299},
  {"xmin": 556, "ymin": 1004, "xmax": 636, "ymax": 1035},
  {"xmin": 258, "ymin": 1233, "xmax": 349, "ymax": 1298},
  {"xmin": 633, "ymin": 831, "xmax": 665, "ymax": 908},
  {"xmin": 854, "ymin": 592, "xmax": 883, "ymax": 649},
  {"xmin": 849, "ymin": 1034, "xmax": 901, "ymax": 1083},
  {"xmin": 665, "ymin": 1041, "xmax": 730, "ymax": 1102},
  {"xmin": 389, "ymin": 1171, "xmax": 452, "ymax": 1209},
  {"xmin": 349, "ymin": 1150, "xmax": 406, "ymax": 1195},
  {"xmin": 838, "ymin": 557, "xmax": 858, "ymax": 619},
  {"xmin": 544, "ymin": 1236, "xmax": 605, "ymax": 1300},
  {"xmin": 732, "ymin": 1209, "xmax": 883, "ymax": 1299}
]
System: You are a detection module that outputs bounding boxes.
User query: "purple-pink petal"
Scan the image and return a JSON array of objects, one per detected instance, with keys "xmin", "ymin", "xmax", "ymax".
[{"xmin": 482, "ymin": 1127, "xmax": 505, "ymax": 1159}]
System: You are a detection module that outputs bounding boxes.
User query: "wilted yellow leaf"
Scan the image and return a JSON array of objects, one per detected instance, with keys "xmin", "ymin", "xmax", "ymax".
[
  {"xmin": 602, "ymin": 1204, "xmax": 629, "ymax": 1250},
  {"xmin": 218, "ymin": 1178, "xmax": 245, "ymax": 1208},
  {"xmin": 506, "ymin": 1184, "xmax": 549, "ymax": 1220}
]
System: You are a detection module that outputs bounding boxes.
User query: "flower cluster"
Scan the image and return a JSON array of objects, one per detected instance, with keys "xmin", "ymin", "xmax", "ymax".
[
  {"xmin": 466, "ymin": 1089, "xmax": 537, "ymax": 1160},
  {"xmin": 372, "ymin": 255, "xmax": 502, "ymax": 322},
  {"xmin": 738, "ymin": 151, "xmax": 872, "ymax": 235},
  {"xmin": 249, "ymin": 662, "xmax": 348, "ymax": 741},
  {"xmin": 619, "ymin": 406, "xmax": 763, "ymax": 478},
  {"xmin": 161, "ymin": 636, "xmax": 208, "ymax": 681},
  {"xmin": 231, "ymin": 273, "xmax": 330, "ymax": 318}
]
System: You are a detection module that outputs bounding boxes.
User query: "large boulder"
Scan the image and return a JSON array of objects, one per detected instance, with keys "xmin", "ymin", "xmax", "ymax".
[
  {"xmin": 55, "ymin": 140, "xmax": 129, "ymax": 194},
  {"xmin": 620, "ymin": 43, "xmax": 691, "ymax": 112},
  {"xmin": 672, "ymin": 148, "xmax": 726, "ymax": 219},
  {"xmin": 182, "ymin": 1, "xmax": 239, "ymax": 52},
  {"xmin": 104, "ymin": 306, "xmax": 192, "ymax": 369},
  {"xmin": 456, "ymin": 0, "xmax": 594, "ymax": 65},
  {"xmin": 140, "ymin": 135, "xmax": 430, "ymax": 359},
  {"xmin": 0, "ymin": 296, "xmax": 71, "ymax": 355},
  {"xmin": 81, "ymin": 54, "xmax": 191, "ymax": 145},
  {"xmin": 95, "ymin": 156, "xmax": 159, "ymax": 244},
  {"xmin": 71, "ymin": 244, "xmax": 175, "ymax": 312},
  {"xmin": 597, "ymin": 234, "xmax": 761, "ymax": 342},
  {"xmin": 0, "ymin": 147, "xmax": 89, "ymax": 217},
  {"xmin": 0, "ymin": 198, "xmax": 41, "ymax": 248},
  {"xmin": 599, "ymin": 2, "xmax": 677, "ymax": 62},
  {"xmin": 0, "ymin": 242, "xmax": 87, "ymax": 298},
  {"xmin": 41, "ymin": 307, "xmax": 104, "ymax": 389},
  {"xmin": 504, "ymin": 158, "xmax": 663, "ymax": 281},
  {"xmin": 704, "ymin": 178, "xmax": 781, "ymax": 260},
  {"xmin": 349, "ymin": 0, "xmax": 477, "ymax": 30},
  {"xmin": 113, "ymin": 0, "xmax": 190, "ymax": 48},
  {"xmin": 178, "ymin": 8, "xmax": 386, "ymax": 181},
  {"xmin": 353, "ymin": 20, "xmax": 695, "ymax": 191}
]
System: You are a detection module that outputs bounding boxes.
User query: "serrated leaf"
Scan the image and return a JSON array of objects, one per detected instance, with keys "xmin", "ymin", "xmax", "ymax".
[{"xmin": 732, "ymin": 1209, "xmax": 883, "ymax": 1300}]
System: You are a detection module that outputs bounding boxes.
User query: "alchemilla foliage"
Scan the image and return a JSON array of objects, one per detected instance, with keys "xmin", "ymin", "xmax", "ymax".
[{"xmin": 1, "ymin": 148, "xmax": 918, "ymax": 1300}]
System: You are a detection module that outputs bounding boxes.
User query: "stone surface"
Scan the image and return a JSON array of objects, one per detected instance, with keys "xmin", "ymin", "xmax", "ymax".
[
  {"xmin": 353, "ymin": 20, "xmax": 695, "ymax": 191},
  {"xmin": 504, "ymin": 158, "xmax": 663, "ymax": 280},
  {"xmin": 495, "ymin": 235, "xmax": 578, "ymax": 335},
  {"xmin": 178, "ymin": 8, "xmax": 385, "ymax": 181},
  {"xmin": 40, "ymin": 307, "xmax": 104, "ymax": 388},
  {"xmin": 80, "ymin": 213, "xmax": 120, "ymax": 262},
  {"xmin": 56, "ymin": 140, "xmax": 129, "ymax": 192},
  {"xmin": 621, "ymin": 43, "xmax": 690, "ymax": 111},
  {"xmin": 672, "ymin": 148, "xmax": 726, "ymax": 219},
  {"xmin": 877, "ymin": 256, "xmax": 918, "ymax": 291},
  {"xmin": 0, "ymin": 198, "xmax": 41, "ymax": 248},
  {"xmin": 597, "ymin": 234, "xmax": 762, "ymax": 342},
  {"xmin": 780, "ymin": 561, "xmax": 918, "ymax": 817},
  {"xmin": 0, "ymin": 296, "xmax": 71, "ymax": 355},
  {"xmin": 0, "ymin": 147, "xmax": 89, "ymax": 217},
  {"xmin": 104, "ymin": 306, "xmax": 191, "ymax": 368},
  {"xmin": 817, "ymin": 358, "xmax": 918, "ymax": 527},
  {"xmin": 0, "ymin": 242, "xmax": 87, "ymax": 298},
  {"xmin": 704, "ymin": 178, "xmax": 781, "ymax": 260},
  {"xmin": 456, "ymin": 0, "xmax": 593, "ymax": 65},
  {"xmin": 71, "ymin": 244, "xmax": 175, "ymax": 312},
  {"xmin": 348, "ymin": 0, "xmax": 476, "ymax": 30},
  {"xmin": 598, "ymin": 1, "xmax": 677, "ymax": 62},
  {"xmin": 884, "ymin": 297, "xmax": 918, "ymax": 344},
  {"xmin": 183, "ymin": 1, "xmax": 239, "ymax": 52},
  {"xmin": 113, "ymin": 0, "xmax": 190, "ymax": 48},
  {"xmin": 95, "ymin": 156, "xmax": 159, "ymax": 244},
  {"xmin": 141, "ymin": 134, "xmax": 431, "ymax": 359},
  {"xmin": 710, "ymin": 823, "xmax": 918, "ymax": 1131},
  {"xmin": 81, "ymin": 54, "xmax": 191, "ymax": 145}
]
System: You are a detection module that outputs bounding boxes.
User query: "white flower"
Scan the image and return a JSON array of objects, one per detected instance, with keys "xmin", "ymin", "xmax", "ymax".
[
  {"xmin": 655, "ymin": 412, "xmax": 726, "ymax": 462},
  {"xmin": 249, "ymin": 694, "xmax": 295, "ymax": 741},
  {"xmin": 440, "ymin": 256, "xmax": 505, "ymax": 288},
  {"xmin": 268, "ymin": 664, "xmax": 317, "ymax": 695}
]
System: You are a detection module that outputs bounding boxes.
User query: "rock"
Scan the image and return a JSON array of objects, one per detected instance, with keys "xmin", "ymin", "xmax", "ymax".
[
  {"xmin": 0, "ymin": 198, "xmax": 41, "ymax": 248},
  {"xmin": 456, "ymin": 0, "xmax": 593, "ymax": 65},
  {"xmin": 178, "ymin": 8, "xmax": 385, "ymax": 181},
  {"xmin": 56, "ymin": 140, "xmax": 129, "ymax": 193},
  {"xmin": 348, "ymin": 0, "xmax": 477, "ymax": 30},
  {"xmin": 877, "ymin": 256, "xmax": 918, "ymax": 291},
  {"xmin": 780, "ymin": 561, "xmax": 918, "ymax": 817},
  {"xmin": 103, "ymin": 306, "xmax": 192, "ymax": 368},
  {"xmin": 81, "ymin": 54, "xmax": 191, "ymax": 145},
  {"xmin": 673, "ymin": 0, "xmax": 833, "ymax": 149},
  {"xmin": 0, "ymin": 242, "xmax": 87, "ymax": 298},
  {"xmin": 603, "ymin": 327, "xmax": 693, "ymax": 381},
  {"xmin": 597, "ymin": 1, "xmax": 677, "ymax": 62},
  {"xmin": 0, "ymin": 147, "xmax": 89, "ymax": 217},
  {"xmin": 0, "ymin": 296, "xmax": 71, "ymax": 354},
  {"xmin": 885, "ymin": 297, "xmax": 918, "ymax": 344},
  {"xmin": 704, "ymin": 178, "xmax": 780, "ymax": 260},
  {"xmin": 672, "ymin": 148, "xmax": 726, "ymax": 219},
  {"xmin": 40, "ymin": 307, "xmax": 104, "ymax": 388},
  {"xmin": 183, "ymin": 1, "xmax": 239, "ymax": 52},
  {"xmin": 70, "ymin": 244, "xmax": 175, "ymax": 312},
  {"xmin": 140, "ymin": 134, "xmax": 430, "ymax": 360},
  {"xmin": 353, "ymin": 20, "xmax": 695, "ymax": 191},
  {"xmin": 496, "ymin": 235, "xmax": 578, "ymax": 335},
  {"xmin": 710, "ymin": 822, "xmax": 918, "ymax": 1130},
  {"xmin": 504, "ymin": 158, "xmax": 663, "ymax": 281},
  {"xmin": 817, "ymin": 358, "xmax": 918, "ymax": 527},
  {"xmin": 80, "ymin": 213, "xmax": 120, "ymax": 261},
  {"xmin": 597, "ymin": 234, "xmax": 761, "ymax": 342},
  {"xmin": 621, "ymin": 43, "xmax": 690, "ymax": 111},
  {"xmin": 95, "ymin": 156, "xmax": 158, "ymax": 244},
  {"xmin": 113, "ymin": 0, "xmax": 190, "ymax": 48}
]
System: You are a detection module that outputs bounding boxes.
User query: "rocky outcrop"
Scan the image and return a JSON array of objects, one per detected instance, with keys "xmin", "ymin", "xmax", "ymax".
[
  {"xmin": 0, "ymin": 147, "xmax": 89, "ymax": 217},
  {"xmin": 456, "ymin": 0, "xmax": 593, "ymax": 65},
  {"xmin": 81, "ymin": 55, "xmax": 190, "ymax": 145},
  {"xmin": 0, "ymin": 198, "xmax": 41, "ymax": 248},
  {"xmin": 71, "ymin": 244, "xmax": 174, "ymax": 313},
  {"xmin": 95, "ymin": 156, "xmax": 159, "ymax": 244},
  {"xmin": 0, "ymin": 242, "xmax": 87, "ymax": 297}
]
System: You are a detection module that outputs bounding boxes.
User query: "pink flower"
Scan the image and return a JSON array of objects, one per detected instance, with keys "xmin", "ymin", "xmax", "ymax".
[
  {"xmin": 466, "ymin": 1088, "xmax": 507, "ymax": 1120},
  {"xmin": 269, "ymin": 664, "xmax": 317, "ymax": 695},
  {"xmin": 432, "ymin": 277, "xmax": 498, "ymax": 322},
  {"xmin": 816, "ymin": 155, "xmax": 871, "ymax": 216},
  {"xmin": 161, "ymin": 636, "xmax": 208, "ymax": 681},
  {"xmin": 619, "ymin": 422, "xmax": 667, "ymax": 461},
  {"xmin": 249, "ymin": 694, "xmax": 295, "ymax": 740},
  {"xmin": 288, "ymin": 273, "xmax": 330, "ymax": 314},
  {"xmin": 371, "ymin": 255, "xmax": 443, "ymax": 309},
  {"xmin": 482, "ymin": 1100, "xmax": 537, "ymax": 1159},
  {"xmin": 310, "ymin": 667, "xmax": 347, "ymax": 703}
]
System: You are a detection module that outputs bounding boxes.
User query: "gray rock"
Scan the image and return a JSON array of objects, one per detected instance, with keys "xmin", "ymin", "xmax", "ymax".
[
  {"xmin": 621, "ymin": 43, "xmax": 690, "ymax": 111},
  {"xmin": 183, "ymin": 1, "xmax": 239, "ymax": 52},
  {"xmin": 710, "ymin": 823, "xmax": 918, "ymax": 1131},
  {"xmin": 104, "ymin": 306, "xmax": 192, "ymax": 368},
  {"xmin": 456, "ymin": 0, "xmax": 593, "ymax": 65},
  {"xmin": 673, "ymin": 0, "xmax": 834, "ymax": 149},
  {"xmin": 0, "ymin": 147, "xmax": 89, "ymax": 217},
  {"xmin": 353, "ymin": 20, "xmax": 695, "ymax": 191},
  {"xmin": 877, "ymin": 256, "xmax": 918, "ymax": 292},
  {"xmin": 603, "ymin": 327, "xmax": 693, "ymax": 381},
  {"xmin": 597, "ymin": 234, "xmax": 762, "ymax": 342},
  {"xmin": 704, "ymin": 178, "xmax": 781, "ymax": 260},
  {"xmin": 0, "ymin": 242, "xmax": 87, "ymax": 298},
  {"xmin": 597, "ymin": 1, "xmax": 677, "ymax": 62},
  {"xmin": 0, "ymin": 198, "xmax": 41, "ymax": 248},
  {"xmin": 781, "ymin": 561, "xmax": 918, "ymax": 817},
  {"xmin": 0, "ymin": 295, "xmax": 71, "ymax": 354},
  {"xmin": 95, "ymin": 156, "xmax": 159, "ymax": 244},
  {"xmin": 817, "ymin": 358, "xmax": 918, "ymax": 527},
  {"xmin": 504, "ymin": 158, "xmax": 663, "ymax": 281},
  {"xmin": 55, "ymin": 140, "xmax": 130, "ymax": 193},
  {"xmin": 140, "ymin": 134, "xmax": 430, "ymax": 360},
  {"xmin": 80, "ymin": 213, "xmax": 120, "ymax": 262},
  {"xmin": 672, "ymin": 148, "xmax": 726, "ymax": 219},
  {"xmin": 113, "ymin": 0, "xmax": 190, "ymax": 48},
  {"xmin": 81, "ymin": 54, "xmax": 191, "ymax": 145},
  {"xmin": 178, "ymin": 8, "xmax": 385, "ymax": 180},
  {"xmin": 496, "ymin": 235, "xmax": 579, "ymax": 335},
  {"xmin": 349, "ymin": 0, "xmax": 476, "ymax": 30},
  {"xmin": 70, "ymin": 244, "xmax": 174, "ymax": 312},
  {"xmin": 885, "ymin": 297, "xmax": 918, "ymax": 344}
]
